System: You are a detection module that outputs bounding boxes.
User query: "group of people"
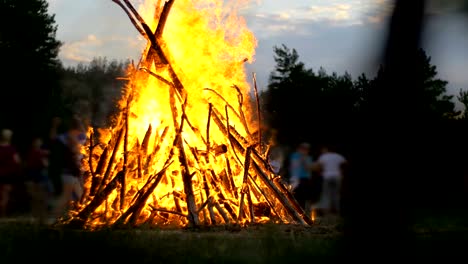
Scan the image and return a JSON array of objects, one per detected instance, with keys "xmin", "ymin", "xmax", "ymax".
[
  {"xmin": 271, "ymin": 141, "xmax": 348, "ymax": 218},
  {"xmin": 0, "ymin": 116, "xmax": 86, "ymax": 224}
]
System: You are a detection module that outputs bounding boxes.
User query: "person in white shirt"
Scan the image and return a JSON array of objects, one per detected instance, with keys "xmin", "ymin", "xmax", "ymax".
[{"xmin": 316, "ymin": 144, "xmax": 347, "ymax": 215}]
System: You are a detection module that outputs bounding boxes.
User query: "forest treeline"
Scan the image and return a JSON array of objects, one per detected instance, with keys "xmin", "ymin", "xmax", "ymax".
[{"xmin": 261, "ymin": 44, "xmax": 468, "ymax": 148}]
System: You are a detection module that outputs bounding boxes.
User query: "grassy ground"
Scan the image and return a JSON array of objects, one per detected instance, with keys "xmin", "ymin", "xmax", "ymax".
[{"xmin": 0, "ymin": 209, "xmax": 467, "ymax": 263}]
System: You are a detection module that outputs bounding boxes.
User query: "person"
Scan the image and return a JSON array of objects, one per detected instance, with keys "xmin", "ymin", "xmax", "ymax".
[
  {"xmin": 24, "ymin": 135, "xmax": 52, "ymax": 223},
  {"xmin": 47, "ymin": 117, "xmax": 85, "ymax": 223},
  {"xmin": 288, "ymin": 142, "xmax": 316, "ymax": 212},
  {"xmin": 316, "ymin": 144, "xmax": 347, "ymax": 215},
  {"xmin": 0, "ymin": 129, "xmax": 21, "ymax": 217}
]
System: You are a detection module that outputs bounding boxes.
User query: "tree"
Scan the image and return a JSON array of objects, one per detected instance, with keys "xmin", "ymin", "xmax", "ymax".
[
  {"xmin": 263, "ymin": 44, "xmax": 316, "ymax": 145},
  {"xmin": 59, "ymin": 57, "xmax": 129, "ymax": 128},
  {"xmin": 371, "ymin": 48, "xmax": 458, "ymax": 119},
  {"xmin": 417, "ymin": 49, "xmax": 458, "ymax": 118},
  {"xmin": 352, "ymin": 73, "xmax": 372, "ymax": 113},
  {"xmin": 263, "ymin": 44, "xmax": 369, "ymax": 147},
  {"xmin": 0, "ymin": 0, "xmax": 62, "ymax": 148}
]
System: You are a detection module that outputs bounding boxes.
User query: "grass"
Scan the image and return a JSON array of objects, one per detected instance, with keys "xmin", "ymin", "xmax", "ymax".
[{"xmin": 0, "ymin": 209, "xmax": 467, "ymax": 263}]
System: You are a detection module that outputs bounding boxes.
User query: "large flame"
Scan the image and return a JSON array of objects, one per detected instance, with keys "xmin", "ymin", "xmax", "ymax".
[
  {"xmin": 131, "ymin": 0, "xmax": 257, "ymax": 153},
  {"xmin": 70, "ymin": 0, "xmax": 309, "ymax": 229}
]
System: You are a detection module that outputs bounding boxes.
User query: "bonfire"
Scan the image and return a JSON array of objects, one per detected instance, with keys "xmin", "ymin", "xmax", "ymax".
[{"xmin": 65, "ymin": 0, "xmax": 313, "ymax": 229}]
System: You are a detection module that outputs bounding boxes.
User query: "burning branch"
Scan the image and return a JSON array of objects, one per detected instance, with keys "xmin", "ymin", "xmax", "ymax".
[
  {"xmin": 155, "ymin": 0, "xmax": 175, "ymax": 38},
  {"xmin": 237, "ymin": 145, "xmax": 253, "ymax": 224},
  {"xmin": 252, "ymin": 73, "xmax": 262, "ymax": 145},
  {"xmin": 111, "ymin": 0, "xmax": 146, "ymax": 37}
]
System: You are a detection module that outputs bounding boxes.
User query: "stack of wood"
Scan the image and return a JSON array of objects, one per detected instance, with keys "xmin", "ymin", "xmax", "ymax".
[{"xmin": 65, "ymin": 0, "xmax": 313, "ymax": 229}]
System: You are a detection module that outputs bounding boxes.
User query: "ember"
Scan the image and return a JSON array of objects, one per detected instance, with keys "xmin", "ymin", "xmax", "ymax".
[{"xmin": 65, "ymin": 0, "xmax": 313, "ymax": 229}]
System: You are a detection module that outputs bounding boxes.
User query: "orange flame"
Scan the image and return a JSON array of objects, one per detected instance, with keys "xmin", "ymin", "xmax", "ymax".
[{"xmin": 70, "ymin": 0, "xmax": 306, "ymax": 229}]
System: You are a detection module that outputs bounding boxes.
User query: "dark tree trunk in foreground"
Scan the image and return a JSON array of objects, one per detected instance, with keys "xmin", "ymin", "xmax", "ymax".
[{"xmin": 341, "ymin": 0, "xmax": 426, "ymax": 258}]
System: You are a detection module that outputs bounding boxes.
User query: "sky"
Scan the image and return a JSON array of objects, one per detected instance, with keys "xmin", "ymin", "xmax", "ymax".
[{"xmin": 47, "ymin": 0, "xmax": 468, "ymax": 108}]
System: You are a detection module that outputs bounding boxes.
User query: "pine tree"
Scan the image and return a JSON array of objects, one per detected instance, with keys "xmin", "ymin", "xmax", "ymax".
[{"xmin": 0, "ymin": 0, "xmax": 62, "ymax": 146}]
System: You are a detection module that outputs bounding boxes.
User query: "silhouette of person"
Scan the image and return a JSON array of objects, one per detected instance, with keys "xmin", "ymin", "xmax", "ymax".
[
  {"xmin": 47, "ymin": 117, "xmax": 85, "ymax": 224},
  {"xmin": 24, "ymin": 135, "xmax": 52, "ymax": 224},
  {"xmin": 0, "ymin": 129, "xmax": 21, "ymax": 217},
  {"xmin": 288, "ymin": 142, "xmax": 314, "ymax": 211},
  {"xmin": 316, "ymin": 144, "xmax": 347, "ymax": 215}
]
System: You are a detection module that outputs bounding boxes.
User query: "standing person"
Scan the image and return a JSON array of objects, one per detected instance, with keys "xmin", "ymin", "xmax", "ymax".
[
  {"xmin": 316, "ymin": 144, "xmax": 347, "ymax": 215},
  {"xmin": 24, "ymin": 135, "xmax": 52, "ymax": 224},
  {"xmin": 288, "ymin": 142, "xmax": 315, "ymax": 212},
  {"xmin": 47, "ymin": 117, "xmax": 84, "ymax": 223},
  {"xmin": 0, "ymin": 129, "xmax": 21, "ymax": 217}
]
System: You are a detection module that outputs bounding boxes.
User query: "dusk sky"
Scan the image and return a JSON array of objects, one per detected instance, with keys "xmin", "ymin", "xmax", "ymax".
[{"xmin": 47, "ymin": 0, "xmax": 468, "ymax": 108}]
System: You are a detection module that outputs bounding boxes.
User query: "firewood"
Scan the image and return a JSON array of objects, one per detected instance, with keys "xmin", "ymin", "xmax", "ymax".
[
  {"xmin": 206, "ymin": 103, "xmax": 212, "ymax": 162},
  {"xmin": 246, "ymin": 186, "xmax": 255, "ymax": 224},
  {"xmin": 70, "ymin": 170, "xmax": 125, "ymax": 227},
  {"xmin": 111, "ymin": 0, "xmax": 146, "ymax": 37},
  {"xmin": 252, "ymin": 73, "xmax": 262, "ymax": 145},
  {"xmin": 94, "ymin": 142, "xmax": 109, "ymax": 176},
  {"xmin": 116, "ymin": 161, "xmax": 172, "ymax": 226},
  {"xmin": 237, "ymin": 146, "xmax": 253, "ymax": 223},
  {"xmin": 138, "ymin": 0, "xmax": 163, "ymax": 70},
  {"xmin": 145, "ymin": 125, "xmax": 169, "ymax": 174},
  {"xmin": 225, "ymin": 157, "xmax": 238, "ymax": 199},
  {"xmin": 212, "ymin": 199, "xmax": 231, "ymax": 224},
  {"xmin": 72, "ymin": 0, "xmax": 317, "ymax": 228},
  {"xmin": 209, "ymin": 107, "xmax": 310, "ymax": 224},
  {"xmin": 136, "ymin": 140, "xmax": 142, "ymax": 179},
  {"xmin": 155, "ymin": 0, "xmax": 174, "ymax": 38},
  {"xmin": 218, "ymin": 169, "xmax": 234, "ymax": 198},
  {"xmin": 87, "ymin": 132, "xmax": 96, "ymax": 179},
  {"xmin": 139, "ymin": 67, "xmax": 176, "ymax": 92},
  {"xmin": 168, "ymin": 90, "xmax": 199, "ymax": 227},
  {"xmin": 221, "ymin": 200, "xmax": 237, "ymax": 222},
  {"xmin": 203, "ymin": 88, "xmax": 244, "ymax": 126},
  {"xmin": 127, "ymin": 134, "xmax": 176, "ymax": 210},
  {"xmin": 202, "ymin": 173, "xmax": 215, "ymax": 225},
  {"xmin": 122, "ymin": 0, "xmax": 146, "ymax": 28},
  {"xmin": 113, "ymin": 0, "xmax": 186, "ymax": 99},
  {"xmin": 141, "ymin": 123, "xmax": 152, "ymax": 155},
  {"xmin": 148, "ymin": 204, "xmax": 187, "ymax": 218},
  {"xmin": 90, "ymin": 144, "xmax": 108, "ymax": 196},
  {"xmin": 247, "ymin": 174, "xmax": 283, "ymax": 222},
  {"xmin": 97, "ymin": 126, "xmax": 124, "ymax": 195},
  {"xmin": 170, "ymin": 175, "xmax": 183, "ymax": 214},
  {"xmin": 250, "ymin": 161, "xmax": 308, "ymax": 225},
  {"xmin": 201, "ymin": 169, "xmax": 237, "ymax": 222},
  {"xmin": 141, "ymin": 22, "xmax": 185, "ymax": 98},
  {"xmin": 231, "ymin": 84, "xmax": 252, "ymax": 139},
  {"xmin": 272, "ymin": 176, "xmax": 313, "ymax": 225},
  {"xmin": 196, "ymin": 194, "xmax": 212, "ymax": 214},
  {"xmin": 200, "ymin": 195, "xmax": 209, "ymax": 225},
  {"xmin": 224, "ymin": 106, "xmax": 243, "ymax": 164},
  {"xmin": 121, "ymin": 97, "xmax": 131, "ymax": 210}
]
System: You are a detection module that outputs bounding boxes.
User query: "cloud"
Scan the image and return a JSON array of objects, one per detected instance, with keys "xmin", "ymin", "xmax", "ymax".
[
  {"xmin": 243, "ymin": 0, "xmax": 393, "ymax": 39},
  {"xmin": 60, "ymin": 34, "xmax": 102, "ymax": 63},
  {"xmin": 60, "ymin": 34, "xmax": 144, "ymax": 65}
]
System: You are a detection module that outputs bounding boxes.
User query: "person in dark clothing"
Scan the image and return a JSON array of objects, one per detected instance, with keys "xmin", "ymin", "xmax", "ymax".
[
  {"xmin": 24, "ymin": 136, "xmax": 52, "ymax": 223},
  {"xmin": 0, "ymin": 129, "xmax": 21, "ymax": 217},
  {"xmin": 47, "ymin": 117, "xmax": 85, "ymax": 223}
]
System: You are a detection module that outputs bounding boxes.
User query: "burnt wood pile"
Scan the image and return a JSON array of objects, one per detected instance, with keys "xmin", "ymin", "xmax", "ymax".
[{"xmin": 65, "ymin": 0, "xmax": 313, "ymax": 229}]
